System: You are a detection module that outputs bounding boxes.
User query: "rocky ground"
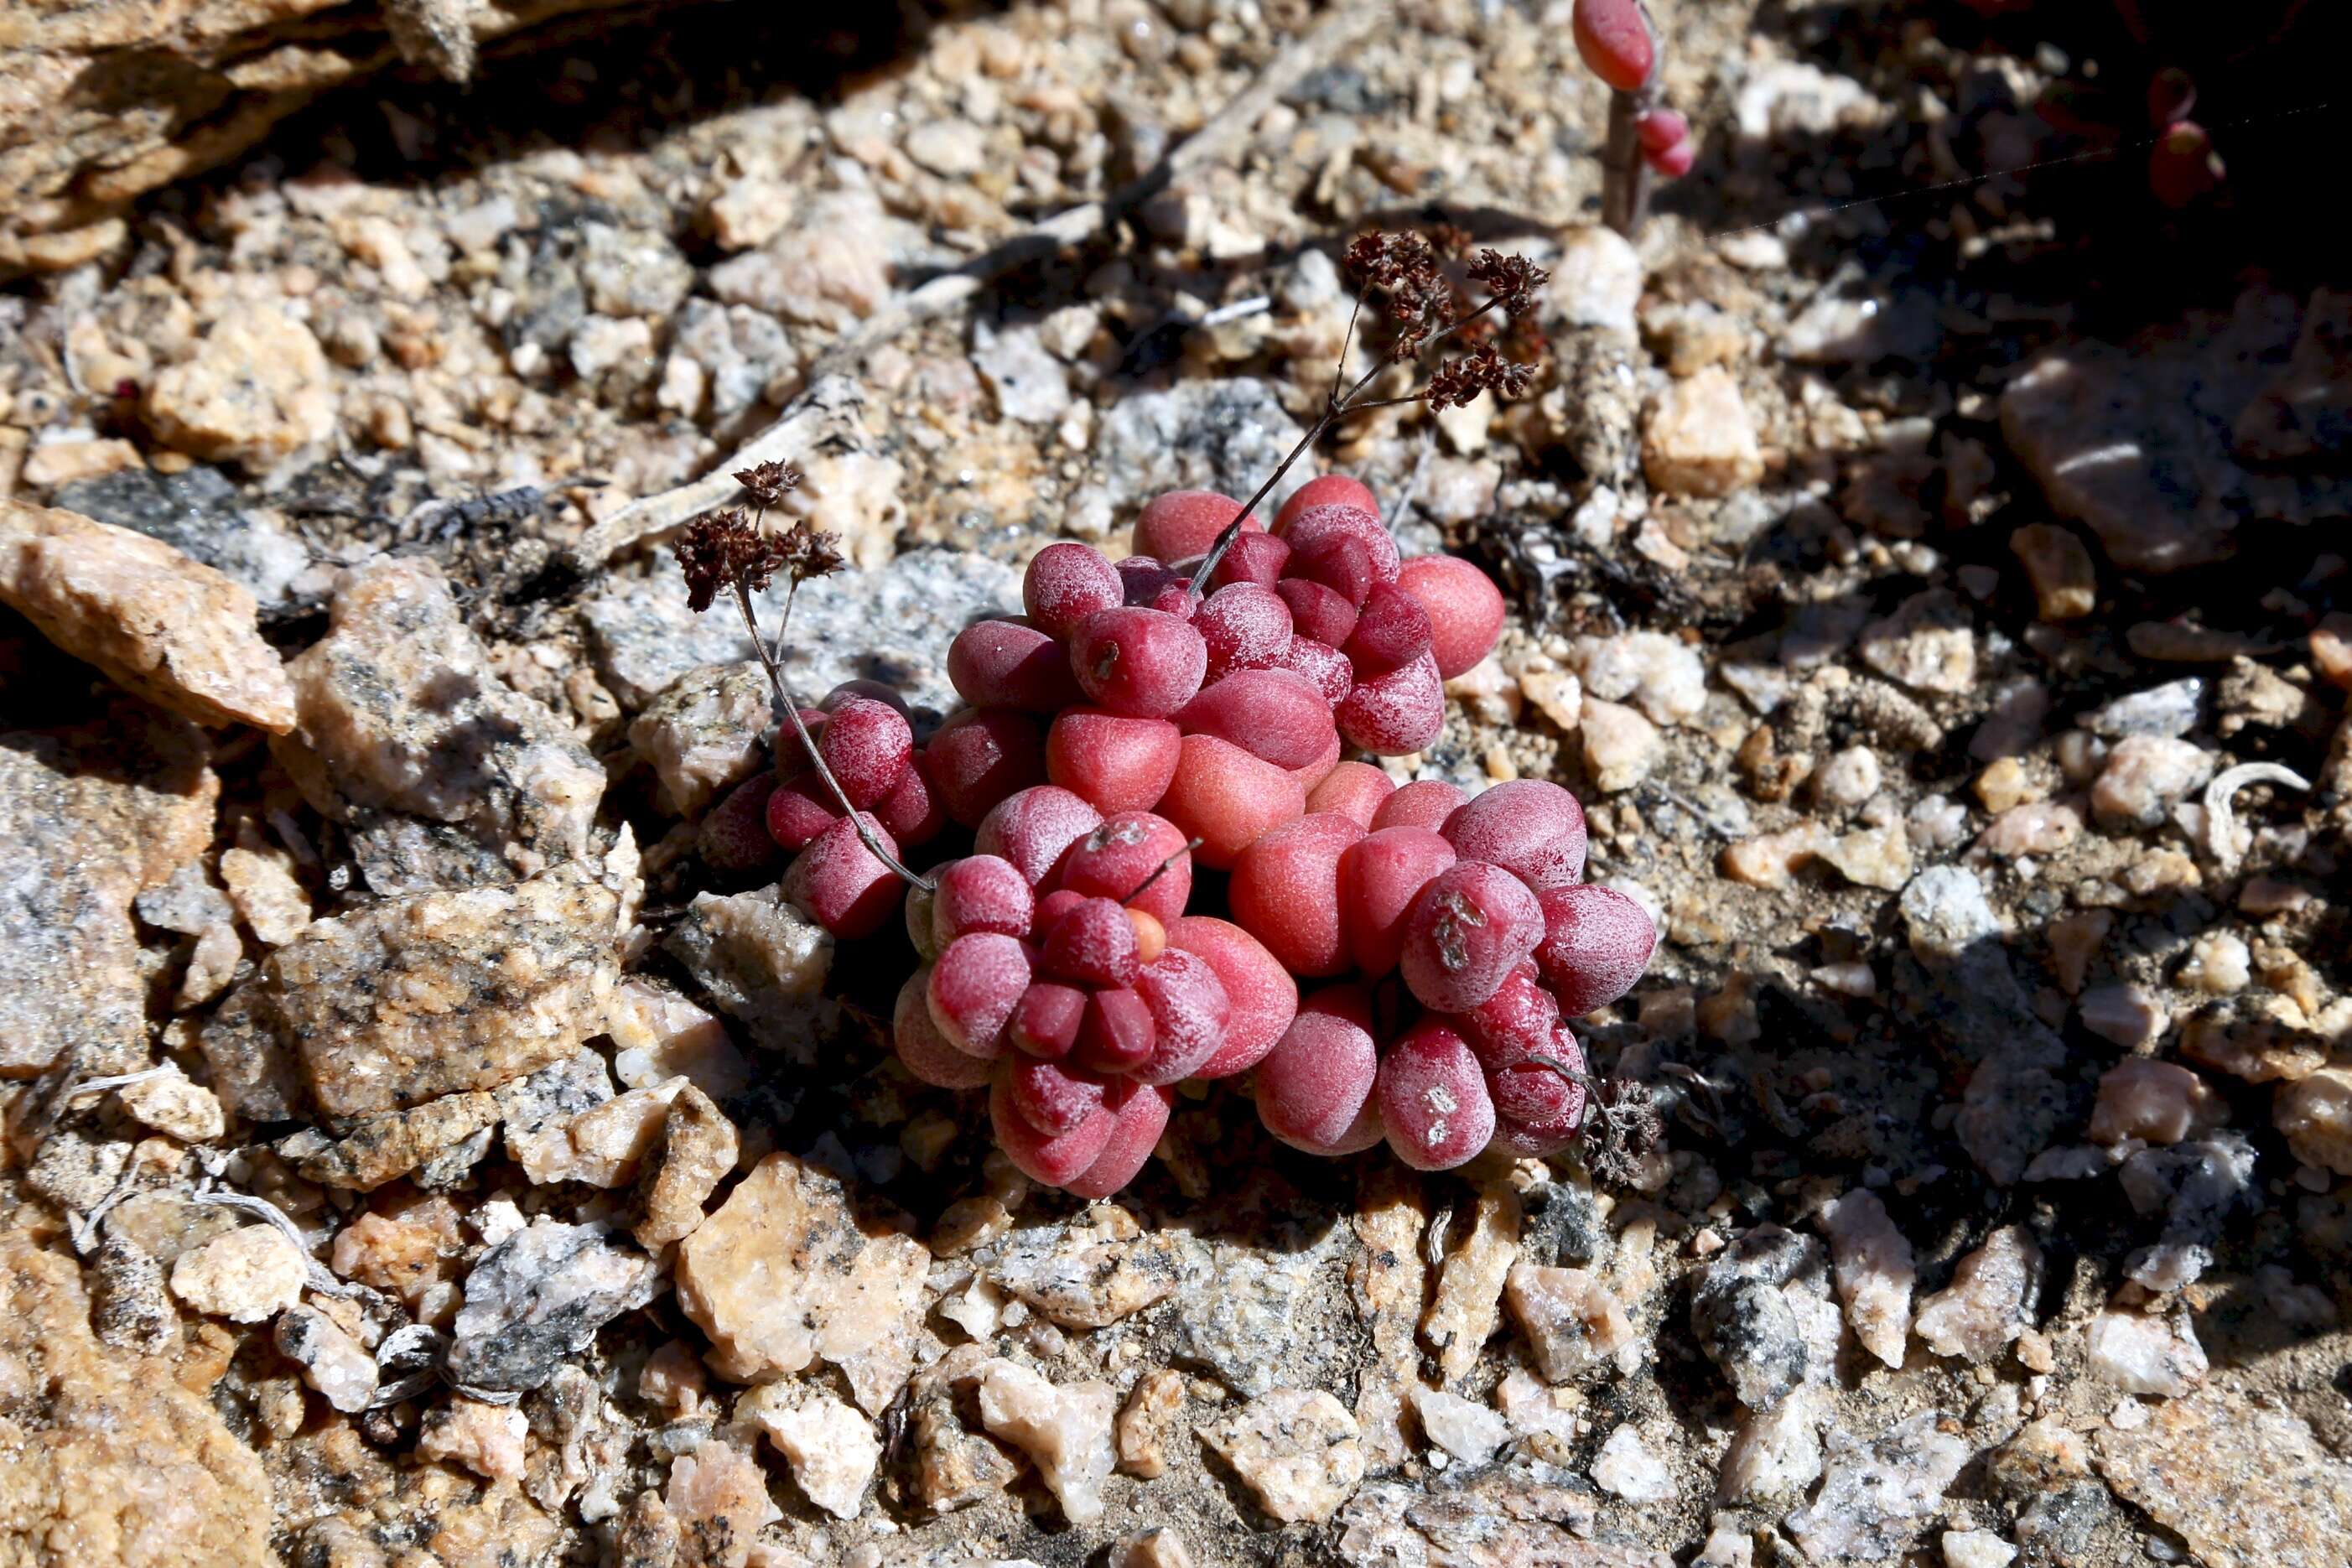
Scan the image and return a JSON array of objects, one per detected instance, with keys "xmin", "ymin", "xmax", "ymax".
[{"xmin": 3, "ymin": 2, "xmax": 2350, "ymax": 1566}]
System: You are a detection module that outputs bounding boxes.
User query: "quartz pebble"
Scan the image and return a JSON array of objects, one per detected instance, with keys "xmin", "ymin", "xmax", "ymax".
[
  {"xmin": 117, "ymin": 1062, "xmax": 226, "ymax": 1142},
  {"xmin": 418, "ymin": 1397, "xmax": 530, "ymax": 1480},
  {"xmin": 168, "ymin": 1225, "xmax": 305, "ymax": 1322},
  {"xmin": 1424, "ymin": 1183, "xmax": 1520, "ymax": 1385},
  {"xmin": 2090, "ymin": 737, "xmax": 2214, "ymax": 828},
  {"xmin": 1642, "ymin": 366, "xmax": 1764, "ymax": 498},
  {"xmin": 2009, "ymin": 524, "xmax": 2095, "ymax": 620},
  {"xmin": 146, "ymin": 306, "xmax": 337, "ymax": 468},
  {"xmin": 675, "ymin": 1150, "xmax": 927, "ymax": 1409},
  {"xmin": 1409, "ymin": 1384, "xmax": 1510, "ymax": 1466},
  {"xmin": 1113, "ymin": 1527, "xmax": 1197, "ymax": 1568},
  {"xmin": 738, "ymin": 1382, "xmax": 881, "ymax": 1519},
  {"xmin": 1504, "ymin": 1262, "xmax": 1637, "ymax": 1381},
  {"xmin": 275, "ymin": 1303, "xmax": 379, "ymax": 1413},
  {"xmin": 2085, "ymin": 1309, "xmax": 2208, "ymax": 1397},
  {"xmin": 974, "ymin": 1358, "xmax": 1118, "ymax": 1525},
  {"xmin": 1820, "ymin": 1190, "xmax": 1913, "ymax": 1370},
  {"xmin": 1718, "ymin": 1388, "xmax": 1825, "ymax": 1503},
  {"xmin": 1581, "ymin": 697, "xmax": 1663, "ymax": 792},
  {"xmin": 0, "ymin": 499, "xmax": 299, "ymax": 731},
  {"xmin": 2274, "ymin": 1067, "xmax": 2352, "ymax": 1176},
  {"xmin": 1913, "ymin": 1226, "xmax": 2039, "ymax": 1364},
  {"xmin": 1199, "ymin": 1388, "xmax": 1365, "ymax": 1524},
  {"xmin": 662, "ymin": 1440, "xmax": 780, "ymax": 1568},
  {"xmin": 988, "ymin": 1205, "xmax": 1181, "ymax": 1328},
  {"xmin": 1942, "ymin": 1529, "xmax": 2018, "ymax": 1568},
  {"xmin": 2079, "ymin": 679, "xmax": 2204, "ymax": 740},
  {"xmin": 1116, "ymin": 1368, "xmax": 1186, "ymax": 1477},
  {"xmin": 2079, "ymin": 984, "xmax": 2163, "ymax": 1051},
  {"xmin": 1591, "ymin": 1424, "xmax": 1674, "ymax": 1503},
  {"xmin": 1552, "ymin": 226, "xmax": 1642, "ymax": 334},
  {"xmin": 2089, "ymin": 1061, "xmax": 2225, "ymax": 1146},
  {"xmin": 1571, "ymin": 633, "xmax": 1707, "ymax": 728}
]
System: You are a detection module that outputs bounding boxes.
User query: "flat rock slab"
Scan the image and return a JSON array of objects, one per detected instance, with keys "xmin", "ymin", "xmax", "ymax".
[
  {"xmin": 0, "ymin": 500, "xmax": 297, "ymax": 730},
  {"xmin": 2096, "ymin": 1387, "xmax": 2352, "ymax": 1568}
]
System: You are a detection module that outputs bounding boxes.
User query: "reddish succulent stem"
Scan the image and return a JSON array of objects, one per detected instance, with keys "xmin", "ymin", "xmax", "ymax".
[{"xmin": 733, "ymin": 577, "xmax": 934, "ymax": 891}]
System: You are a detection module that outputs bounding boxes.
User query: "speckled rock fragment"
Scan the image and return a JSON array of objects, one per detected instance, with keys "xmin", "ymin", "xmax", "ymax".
[
  {"xmin": 2096, "ymin": 1388, "xmax": 2352, "ymax": 1568},
  {"xmin": 0, "ymin": 500, "xmax": 297, "ymax": 730},
  {"xmin": 1423, "ymin": 1181, "xmax": 1520, "ymax": 1385},
  {"xmin": 628, "ymin": 662, "xmax": 774, "ymax": 819},
  {"xmin": 444, "ymin": 1218, "xmax": 658, "ymax": 1394},
  {"xmin": 0, "ymin": 704, "xmax": 216, "ymax": 1077},
  {"xmin": 986, "ymin": 1204, "xmax": 1180, "ymax": 1329},
  {"xmin": 663, "ymin": 887, "xmax": 836, "ymax": 1058},
  {"xmin": 1199, "ymin": 1388, "xmax": 1365, "ymax": 1524},
  {"xmin": 0, "ymin": 1237, "xmax": 273, "ymax": 1567},
  {"xmin": 200, "ymin": 864, "xmax": 620, "ymax": 1121},
  {"xmin": 273, "ymin": 555, "xmax": 603, "ymax": 890},
  {"xmin": 1913, "ymin": 1226, "xmax": 2039, "ymax": 1364},
  {"xmin": 275, "ymin": 1303, "xmax": 379, "ymax": 1413},
  {"xmin": 630, "ymin": 1084, "xmax": 739, "ymax": 1249},
  {"xmin": 674, "ymin": 1150, "xmax": 927, "ymax": 1409},
  {"xmin": 1338, "ymin": 1471, "xmax": 1671, "ymax": 1566},
  {"xmin": 1786, "ymin": 1411, "xmax": 1968, "ymax": 1562}
]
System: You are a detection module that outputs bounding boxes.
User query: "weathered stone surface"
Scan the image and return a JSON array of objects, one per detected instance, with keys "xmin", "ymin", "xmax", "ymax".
[
  {"xmin": 0, "ymin": 0, "xmax": 704, "ymax": 277},
  {"xmin": 1199, "ymin": 1388, "xmax": 1366, "ymax": 1524},
  {"xmin": 0, "ymin": 704, "xmax": 216, "ymax": 1077},
  {"xmin": 663, "ymin": 886, "xmax": 836, "ymax": 1057},
  {"xmin": 984, "ymin": 1203, "xmax": 1181, "ymax": 1329},
  {"xmin": 1719, "ymin": 1387, "xmax": 1825, "ymax": 1503},
  {"xmin": 583, "ymin": 547, "xmax": 1018, "ymax": 717},
  {"xmin": 2001, "ymin": 287, "xmax": 2352, "ymax": 573},
  {"xmin": 2096, "ymin": 1388, "xmax": 2352, "ymax": 1568},
  {"xmin": 628, "ymin": 662, "xmax": 774, "ymax": 819},
  {"xmin": 166, "ymin": 1223, "xmax": 304, "ymax": 1322},
  {"xmin": 1506, "ymin": 1262, "xmax": 1637, "ymax": 1382},
  {"xmin": 444, "ymin": 1218, "xmax": 658, "ymax": 1394},
  {"xmin": 630, "ymin": 1084, "xmax": 740, "ymax": 1249},
  {"xmin": 1171, "ymin": 1220, "xmax": 1349, "ymax": 1397},
  {"xmin": 274, "ymin": 555, "xmax": 604, "ymax": 891},
  {"xmin": 975, "ymin": 1358, "xmax": 1118, "ymax": 1526},
  {"xmin": 144, "ymin": 308, "xmax": 337, "ymax": 469},
  {"xmin": 674, "ymin": 1150, "xmax": 927, "ymax": 1408},
  {"xmin": 200, "ymin": 864, "xmax": 620, "ymax": 1121},
  {"xmin": 1338, "ymin": 1472, "xmax": 1672, "ymax": 1567},
  {"xmin": 1068, "ymin": 378, "xmax": 1316, "ymax": 543},
  {"xmin": 738, "ymin": 1382, "xmax": 880, "ymax": 1519},
  {"xmin": 0, "ymin": 500, "xmax": 296, "ymax": 730},
  {"xmin": 1786, "ymin": 1411, "xmax": 1968, "ymax": 1562},
  {"xmin": 0, "ymin": 1236, "xmax": 273, "ymax": 1566},
  {"xmin": 275, "ymin": 1303, "xmax": 379, "ymax": 1413}
]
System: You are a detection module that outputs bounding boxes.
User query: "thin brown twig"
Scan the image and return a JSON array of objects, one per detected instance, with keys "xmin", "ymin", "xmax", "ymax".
[{"xmin": 732, "ymin": 579, "xmax": 934, "ymax": 891}]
